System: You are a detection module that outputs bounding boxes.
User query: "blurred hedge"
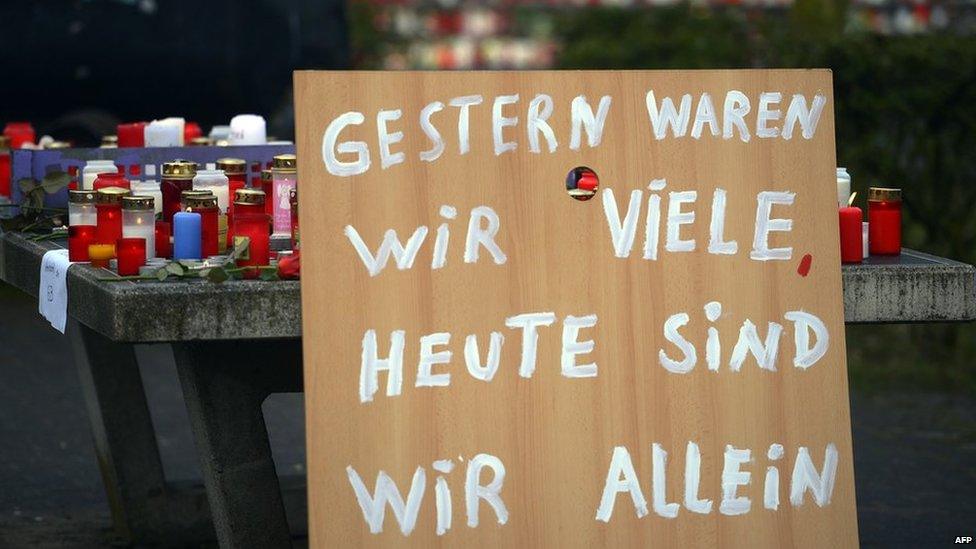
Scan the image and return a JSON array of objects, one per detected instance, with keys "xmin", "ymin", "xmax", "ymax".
[{"xmin": 556, "ymin": 5, "xmax": 976, "ymax": 393}]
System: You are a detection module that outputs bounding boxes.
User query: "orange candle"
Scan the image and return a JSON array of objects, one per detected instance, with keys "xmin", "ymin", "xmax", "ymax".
[{"xmin": 88, "ymin": 243, "xmax": 115, "ymax": 268}]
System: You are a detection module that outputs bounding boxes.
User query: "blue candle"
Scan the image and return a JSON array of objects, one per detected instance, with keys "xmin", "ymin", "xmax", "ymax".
[{"xmin": 173, "ymin": 211, "xmax": 202, "ymax": 260}]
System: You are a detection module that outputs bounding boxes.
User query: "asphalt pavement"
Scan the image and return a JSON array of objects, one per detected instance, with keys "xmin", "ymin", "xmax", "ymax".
[{"xmin": 0, "ymin": 283, "xmax": 973, "ymax": 548}]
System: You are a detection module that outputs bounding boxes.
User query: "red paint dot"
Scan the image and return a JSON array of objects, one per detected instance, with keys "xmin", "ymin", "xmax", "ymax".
[{"xmin": 797, "ymin": 254, "xmax": 813, "ymax": 277}]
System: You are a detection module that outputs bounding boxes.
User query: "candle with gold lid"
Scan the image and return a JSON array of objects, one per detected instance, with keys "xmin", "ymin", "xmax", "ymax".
[
  {"xmin": 184, "ymin": 194, "xmax": 220, "ymax": 258},
  {"xmin": 234, "ymin": 188, "xmax": 266, "ymax": 215},
  {"xmin": 95, "ymin": 187, "xmax": 131, "ymax": 245},
  {"xmin": 122, "ymin": 196, "xmax": 156, "ymax": 261},
  {"xmin": 161, "ymin": 160, "xmax": 197, "ymax": 224},
  {"xmin": 68, "ymin": 190, "xmax": 97, "ymax": 225},
  {"xmin": 868, "ymin": 187, "xmax": 902, "ymax": 256},
  {"xmin": 271, "ymin": 154, "xmax": 297, "ymax": 238},
  {"xmin": 101, "ymin": 135, "xmax": 118, "ymax": 149},
  {"xmin": 232, "ymin": 189, "xmax": 269, "ymax": 278}
]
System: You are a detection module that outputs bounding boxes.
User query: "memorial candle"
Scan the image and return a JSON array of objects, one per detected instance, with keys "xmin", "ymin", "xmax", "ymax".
[
  {"xmin": 131, "ymin": 180, "xmax": 163, "ymax": 215},
  {"xmin": 160, "ymin": 161, "xmax": 196, "ymax": 224},
  {"xmin": 68, "ymin": 190, "xmax": 97, "ymax": 226},
  {"xmin": 155, "ymin": 221, "xmax": 172, "ymax": 259},
  {"xmin": 0, "ymin": 136, "xmax": 10, "ymax": 200},
  {"xmin": 93, "ymin": 171, "xmax": 130, "ymax": 191},
  {"xmin": 838, "ymin": 193, "xmax": 862, "ymax": 264},
  {"xmin": 232, "ymin": 190, "xmax": 269, "ymax": 279},
  {"xmin": 173, "ymin": 211, "xmax": 202, "ymax": 260},
  {"xmin": 290, "ymin": 187, "xmax": 299, "ymax": 249},
  {"xmin": 117, "ymin": 122, "xmax": 147, "ymax": 147},
  {"xmin": 68, "ymin": 225, "xmax": 97, "ymax": 262},
  {"xmin": 95, "ymin": 187, "xmax": 131, "ymax": 245},
  {"xmin": 193, "ymin": 169, "xmax": 230, "ymax": 213},
  {"xmin": 271, "ymin": 154, "xmax": 297, "ymax": 237},
  {"xmin": 184, "ymin": 195, "xmax": 219, "ymax": 258},
  {"xmin": 868, "ymin": 187, "xmax": 902, "ymax": 256},
  {"xmin": 260, "ymin": 169, "xmax": 273, "ymax": 214},
  {"xmin": 217, "ymin": 158, "xmax": 247, "ymax": 248},
  {"xmin": 122, "ymin": 196, "xmax": 156, "ymax": 261},
  {"xmin": 82, "ymin": 160, "xmax": 118, "ymax": 191},
  {"xmin": 88, "ymin": 244, "xmax": 115, "ymax": 268},
  {"xmin": 116, "ymin": 238, "xmax": 147, "ymax": 276}
]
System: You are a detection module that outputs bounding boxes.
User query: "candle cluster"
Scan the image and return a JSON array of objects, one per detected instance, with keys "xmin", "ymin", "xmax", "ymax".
[
  {"xmin": 66, "ymin": 153, "xmax": 301, "ymax": 280},
  {"xmin": 836, "ymin": 167, "xmax": 902, "ymax": 264}
]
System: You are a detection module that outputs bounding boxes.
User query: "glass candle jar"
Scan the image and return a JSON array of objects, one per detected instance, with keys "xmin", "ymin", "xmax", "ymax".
[
  {"xmin": 131, "ymin": 180, "xmax": 163, "ymax": 216},
  {"xmin": 160, "ymin": 160, "xmax": 196, "ymax": 224},
  {"xmin": 233, "ymin": 190, "xmax": 269, "ymax": 279},
  {"xmin": 93, "ymin": 171, "xmax": 130, "ymax": 191},
  {"xmin": 193, "ymin": 169, "xmax": 230, "ymax": 214},
  {"xmin": 82, "ymin": 160, "xmax": 118, "ymax": 191},
  {"xmin": 88, "ymin": 243, "xmax": 116, "ymax": 268},
  {"xmin": 260, "ymin": 169, "xmax": 273, "ymax": 214},
  {"xmin": 184, "ymin": 195, "xmax": 220, "ymax": 258},
  {"xmin": 116, "ymin": 238, "xmax": 147, "ymax": 276},
  {"xmin": 68, "ymin": 225, "xmax": 97, "ymax": 262},
  {"xmin": 68, "ymin": 190, "xmax": 97, "ymax": 226},
  {"xmin": 95, "ymin": 187, "xmax": 131, "ymax": 245},
  {"xmin": 155, "ymin": 221, "xmax": 172, "ymax": 259},
  {"xmin": 868, "ymin": 187, "xmax": 902, "ymax": 256},
  {"xmin": 290, "ymin": 187, "xmax": 299, "ymax": 250},
  {"xmin": 271, "ymin": 154, "xmax": 297, "ymax": 237},
  {"xmin": 0, "ymin": 135, "xmax": 10, "ymax": 199},
  {"xmin": 122, "ymin": 196, "xmax": 156, "ymax": 261},
  {"xmin": 173, "ymin": 211, "xmax": 202, "ymax": 260}
]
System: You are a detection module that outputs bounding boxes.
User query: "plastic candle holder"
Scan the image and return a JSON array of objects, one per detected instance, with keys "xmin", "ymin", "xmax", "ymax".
[
  {"xmin": 260, "ymin": 169, "xmax": 273, "ymax": 215},
  {"xmin": 131, "ymin": 181, "xmax": 163, "ymax": 215},
  {"xmin": 68, "ymin": 190, "xmax": 97, "ymax": 226},
  {"xmin": 68, "ymin": 225, "xmax": 97, "ymax": 262},
  {"xmin": 193, "ymin": 169, "xmax": 230, "ymax": 213},
  {"xmin": 82, "ymin": 160, "xmax": 118, "ymax": 191},
  {"xmin": 0, "ymin": 136, "xmax": 11, "ymax": 199},
  {"xmin": 232, "ymin": 190, "xmax": 269, "ymax": 279},
  {"xmin": 122, "ymin": 196, "xmax": 156, "ymax": 261},
  {"xmin": 160, "ymin": 161, "xmax": 197, "ymax": 224},
  {"xmin": 184, "ymin": 195, "xmax": 220, "ymax": 258},
  {"xmin": 95, "ymin": 187, "xmax": 131, "ymax": 245},
  {"xmin": 116, "ymin": 238, "xmax": 147, "ymax": 276},
  {"xmin": 155, "ymin": 221, "xmax": 172, "ymax": 259},
  {"xmin": 93, "ymin": 171, "xmax": 130, "ymax": 191},
  {"xmin": 271, "ymin": 154, "xmax": 297, "ymax": 237},
  {"xmin": 173, "ymin": 211, "xmax": 202, "ymax": 260},
  {"xmin": 88, "ymin": 243, "xmax": 115, "ymax": 268},
  {"xmin": 868, "ymin": 187, "xmax": 902, "ymax": 256},
  {"xmin": 217, "ymin": 158, "xmax": 248, "ymax": 247}
]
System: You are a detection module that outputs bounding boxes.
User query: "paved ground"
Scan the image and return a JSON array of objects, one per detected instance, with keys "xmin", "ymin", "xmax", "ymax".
[{"xmin": 0, "ymin": 282, "xmax": 974, "ymax": 548}]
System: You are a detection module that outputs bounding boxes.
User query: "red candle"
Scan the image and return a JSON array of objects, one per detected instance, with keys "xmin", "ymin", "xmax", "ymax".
[
  {"xmin": 95, "ymin": 187, "xmax": 131, "ymax": 245},
  {"xmin": 161, "ymin": 161, "xmax": 197, "ymax": 224},
  {"xmin": 93, "ymin": 172, "xmax": 131, "ymax": 191},
  {"xmin": 868, "ymin": 187, "xmax": 902, "ymax": 256},
  {"xmin": 3, "ymin": 122, "xmax": 35, "ymax": 148},
  {"xmin": 185, "ymin": 195, "xmax": 220, "ymax": 258},
  {"xmin": 217, "ymin": 158, "xmax": 248, "ymax": 248},
  {"xmin": 839, "ymin": 205, "xmax": 863, "ymax": 264},
  {"xmin": 260, "ymin": 169, "xmax": 274, "ymax": 216},
  {"xmin": 0, "ymin": 137, "xmax": 10, "ymax": 198},
  {"xmin": 234, "ymin": 214, "xmax": 270, "ymax": 279},
  {"xmin": 184, "ymin": 121, "xmax": 203, "ymax": 144},
  {"xmin": 68, "ymin": 225, "xmax": 97, "ymax": 262},
  {"xmin": 116, "ymin": 238, "xmax": 146, "ymax": 276},
  {"xmin": 155, "ymin": 221, "xmax": 172, "ymax": 259},
  {"xmin": 117, "ymin": 122, "xmax": 147, "ymax": 147},
  {"xmin": 290, "ymin": 188, "xmax": 299, "ymax": 250}
]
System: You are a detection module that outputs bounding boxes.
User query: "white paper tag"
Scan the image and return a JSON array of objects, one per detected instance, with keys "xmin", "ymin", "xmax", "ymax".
[{"xmin": 38, "ymin": 249, "xmax": 71, "ymax": 334}]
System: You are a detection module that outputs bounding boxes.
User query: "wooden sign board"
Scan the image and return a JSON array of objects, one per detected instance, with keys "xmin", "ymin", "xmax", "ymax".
[{"xmin": 295, "ymin": 69, "xmax": 857, "ymax": 548}]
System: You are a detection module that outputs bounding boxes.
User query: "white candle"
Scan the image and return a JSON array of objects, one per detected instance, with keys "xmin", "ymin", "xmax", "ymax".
[
  {"xmin": 82, "ymin": 160, "xmax": 117, "ymax": 191},
  {"xmin": 193, "ymin": 169, "xmax": 230, "ymax": 213},
  {"xmin": 122, "ymin": 203, "xmax": 157, "ymax": 260},
  {"xmin": 228, "ymin": 114, "xmax": 267, "ymax": 145},
  {"xmin": 836, "ymin": 167, "xmax": 851, "ymax": 209},
  {"xmin": 131, "ymin": 180, "xmax": 163, "ymax": 216},
  {"xmin": 144, "ymin": 119, "xmax": 183, "ymax": 147}
]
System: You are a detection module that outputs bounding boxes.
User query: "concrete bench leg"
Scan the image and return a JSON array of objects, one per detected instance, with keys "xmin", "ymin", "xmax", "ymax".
[
  {"xmin": 173, "ymin": 339, "xmax": 302, "ymax": 549},
  {"xmin": 69, "ymin": 319, "xmax": 214, "ymax": 544}
]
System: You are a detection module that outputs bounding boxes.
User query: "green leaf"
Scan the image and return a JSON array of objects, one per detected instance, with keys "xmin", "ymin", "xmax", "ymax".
[
  {"xmin": 17, "ymin": 178, "xmax": 38, "ymax": 194},
  {"xmin": 165, "ymin": 262, "xmax": 185, "ymax": 276},
  {"xmin": 207, "ymin": 267, "xmax": 229, "ymax": 283},
  {"xmin": 228, "ymin": 237, "xmax": 250, "ymax": 262},
  {"xmin": 259, "ymin": 268, "xmax": 279, "ymax": 281},
  {"xmin": 155, "ymin": 268, "xmax": 169, "ymax": 281},
  {"xmin": 40, "ymin": 172, "xmax": 71, "ymax": 194},
  {"xmin": 177, "ymin": 260, "xmax": 199, "ymax": 268}
]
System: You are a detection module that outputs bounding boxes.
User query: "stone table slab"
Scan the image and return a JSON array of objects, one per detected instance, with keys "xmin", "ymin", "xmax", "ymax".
[{"xmin": 1, "ymin": 231, "xmax": 973, "ymax": 342}]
